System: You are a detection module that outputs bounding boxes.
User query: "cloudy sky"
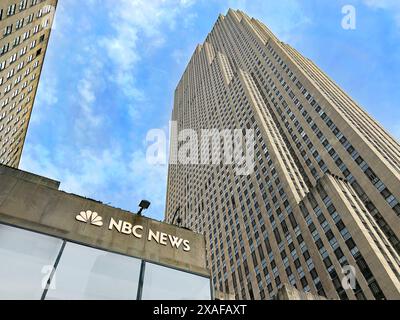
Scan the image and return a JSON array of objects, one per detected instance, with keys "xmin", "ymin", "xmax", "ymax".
[{"xmin": 20, "ymin": 0, "xmax": 400, "ymax": 221}]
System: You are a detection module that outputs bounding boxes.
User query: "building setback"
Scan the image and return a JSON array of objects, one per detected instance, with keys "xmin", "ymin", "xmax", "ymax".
[
  {"xmin": 0, "ymin": 0, "xmax": 57, "ymax": 167},
  {"xmin": 165, "ymin": 9, "xmax": 400, "ymax": 300}
]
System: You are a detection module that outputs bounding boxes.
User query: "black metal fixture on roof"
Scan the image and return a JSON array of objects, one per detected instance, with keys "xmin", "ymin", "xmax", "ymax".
[{"xmin": 137, "ymin": 200, "xmax": 151, "ymax": 216}]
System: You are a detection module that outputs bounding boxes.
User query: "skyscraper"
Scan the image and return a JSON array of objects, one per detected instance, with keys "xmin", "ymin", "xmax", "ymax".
[
  {"xmin": 0, "ymin": 0, "xmax": 57, "ymax": 167},
  {"xmin": 165, "ymin": 9, "xmax": 400, "ymax": 300}
]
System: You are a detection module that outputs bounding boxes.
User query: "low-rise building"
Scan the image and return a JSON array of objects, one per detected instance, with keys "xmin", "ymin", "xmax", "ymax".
[{"xmin": 0, "ymin": 164, "xmax": 211, "ymax": 300}]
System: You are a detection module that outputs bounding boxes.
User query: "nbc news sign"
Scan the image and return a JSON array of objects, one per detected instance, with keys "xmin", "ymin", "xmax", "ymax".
[{"xmin": 75, "ymin": 210, "xmax": 191, "ymax": 252}]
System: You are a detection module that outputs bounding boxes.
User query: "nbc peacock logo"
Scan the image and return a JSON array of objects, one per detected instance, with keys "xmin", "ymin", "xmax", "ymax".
[{"xmin": 75, "ymin": 210, "xmax": 104, "ymax": 227}]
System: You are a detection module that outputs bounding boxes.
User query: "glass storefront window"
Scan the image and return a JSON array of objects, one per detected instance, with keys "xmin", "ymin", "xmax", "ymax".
[
  {"xmin": 0, "ymin": 225, "xmax": 211, "ymax": 300},
  {"xmin": 0, "ymin": 224, "xmax": 63, "ymax": 300},
  {"xmin": 142, "ymin": 262, "xmax": 211, "ymax": 300},
  {"xmin": 45, "ymin": 242, "xmax": 141, "ymax": 300}
]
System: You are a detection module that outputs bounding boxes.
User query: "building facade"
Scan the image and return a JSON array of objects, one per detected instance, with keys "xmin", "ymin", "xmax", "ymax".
[
  {"xmin": 272, "ymin": 284, "xmax": 327, "ymax": 300},
  {"xmin": 0, "ymin": 0, "xmax": 57, "ymax": 167},
  {"xmin": 0, "ymin": 164, "xmax": 211, "ymax": 300},
  {"xmin": 165, "ymin": 9, "xmax": 400, "ymax": 300}
]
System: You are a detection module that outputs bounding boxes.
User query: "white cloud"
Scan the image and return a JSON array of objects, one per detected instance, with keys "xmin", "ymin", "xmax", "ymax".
[
  {"xmin": 20, "ymin": 142, "xmax": 168, "ymax": 220},
  {"xmin": 30, "ymin": 73, "xmax": 59, "ymax": 124},
  {"xmin": 183, "ymin": 12, "xmax": 198, "ymax": 29},
  {"xmin": 172, "ymin": 43, "xmax": 197, "ymax": 65},
  {"xmin": 180, "ymin": 0, "xmax": 196, "ymax": 8},
  {"xmin": 20, "ymin": 0, "xmax": 201, "ymax": 221},
  {"xmin": 19, "ymin": 144, "xmax": 62, "ymax": 182},
  {"xmin": 364, "ymin": 0, "xmax": 398, "ymax": 9},
  {"xmin": 76, "ymin": 56, "xmax": 104, "ymax": 128},
  {"xmin": 99, "ymin": 0, "xmax": 197, "ymax": 104},
  {"xmin": 363, "ymin": 0, "xmax": 400, "ymax": 26},
  {"xmin": 225, "ymin": 0, "xmax": 311, "ymax": 44},
  {"xmin": 128, "ymin": 150, "xmax": 168, "ymax": 213}
]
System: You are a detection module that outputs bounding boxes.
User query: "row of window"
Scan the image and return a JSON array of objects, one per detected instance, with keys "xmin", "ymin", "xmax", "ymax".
[{"xmin": 0, "ymin": 0, "xmax": 46, "ymax": 21}]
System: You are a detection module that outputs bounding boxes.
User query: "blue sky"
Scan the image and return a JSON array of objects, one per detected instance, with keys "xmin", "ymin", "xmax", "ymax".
[{"xmin": 20, "ymin": 0, "xmax": 400, "ymax": 221}]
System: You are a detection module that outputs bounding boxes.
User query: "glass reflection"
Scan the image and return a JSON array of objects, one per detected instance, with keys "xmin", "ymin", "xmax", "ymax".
[
  {"xmin": 45, "ymin": 242, "xmax": 141, "ymax": 300},
  {"xmin": 0, "ymin": 224, "xmax": 63, "ymax": 300},
  {"xmin": 142, "ymin": 262, "xmax": 211, "ymax": 300}
]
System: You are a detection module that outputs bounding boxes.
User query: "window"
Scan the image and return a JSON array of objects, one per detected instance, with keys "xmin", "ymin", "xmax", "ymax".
[
  {"xmin": 7, "ymin": 4, "xmax": 17, "ymax": 16},
  {"xmin": 4, "ymin": 25, "xmax": 13, "ymax": 36},
  {"xmin": 0, "ymin": 224, "xmax": 63, "ymax": 300},
  {"xmin": 9, "ymin": 53, "xmax": 17, "ymax": 64},
  {"xmin": 381, "ymin": 188, "xmax": 391, "ymax": 199},
  {"xmin": 142, "ymin": 262, "xmax": 211, "ymax": 300},
  {"xmin": 369, "ymin": 280, "xmax": 385, "ymax": 300},
  {"xmin": 16, "ymin": 19, "xmax": 24, "ymax": 30},
  {"xmin": 45, "ymin": 242, "xmax": 141, "ymax": 300},
  {"xmin": 13, "ymin": 36, "xmax": 21, "ymax": 46},
  {"xmin": 19, "ymin": 0, "xmax": 28, "ymax": 11},
  {"xmin": 356, "ymin": 257, "xmax": 374, "ymax": 282},
  {"xmin": 27, "ymin": 13, "xmax": 34, "ymax": 24}
]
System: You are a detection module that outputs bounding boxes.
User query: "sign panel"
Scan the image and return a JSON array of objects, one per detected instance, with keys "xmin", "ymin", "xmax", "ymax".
[
  {"xmin": 0, "ymin": 166, "xmax": 208, "ymax": 276},
  {"xmin": 75, "ymin": 211, "xmax": 191, "ymax": 252}
]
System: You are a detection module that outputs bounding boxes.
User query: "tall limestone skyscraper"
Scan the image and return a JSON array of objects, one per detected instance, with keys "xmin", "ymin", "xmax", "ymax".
[
  {"xmin": 0, "ymin": 0, "xmax": 57, "ymax": 167},
  {"xmin": 165, "ymin": 9, "xmax": 400, "ymax": 299}
]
